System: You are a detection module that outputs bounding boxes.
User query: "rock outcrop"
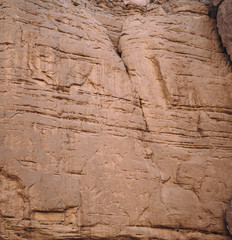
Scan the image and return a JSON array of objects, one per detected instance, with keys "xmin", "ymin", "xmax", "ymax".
[
  {"xmin": 0, "ymin": 0, "xmax": 232, "ymax": 239},
  {"xmin": 214, "ymin": 0, "xmax": 232, "ymax": 61},
  {"xmin": 227, "ymin": 200, "xmax": 232, "ymax": 235}
]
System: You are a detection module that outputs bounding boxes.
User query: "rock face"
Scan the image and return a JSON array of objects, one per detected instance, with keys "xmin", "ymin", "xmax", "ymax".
[
  {"xmin": 215, "ymin": 0, "xmax": 232, "ymax": 61},
  {"xmin": 0, "ymin": 0, "xmax": 232, "ymax": 239},
  {"xmin": 227, "ymin": 200, "xmax": 232, "ymax": 235},
  {"xmin": 123, "ymin": 0, "xmax": 148, "ymax": 6}
]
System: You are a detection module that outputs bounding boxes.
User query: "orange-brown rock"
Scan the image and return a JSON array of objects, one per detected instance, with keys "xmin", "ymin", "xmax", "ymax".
[
  {"xmin": 227, "ymin": 200, "xmax": 232, "ymax": 235},
  {"xmin": 216, "ymin": 0, "xmax": 232, "ymax": 61},
  {"xmin": 0, "ymin": 0, "xmax": 232, "ymax": 239}
]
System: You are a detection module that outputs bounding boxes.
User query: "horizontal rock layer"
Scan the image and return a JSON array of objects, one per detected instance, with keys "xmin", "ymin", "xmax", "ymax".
[{"xmin": 0, "ymin": 0, "xmax": 232, "ymax": 239}]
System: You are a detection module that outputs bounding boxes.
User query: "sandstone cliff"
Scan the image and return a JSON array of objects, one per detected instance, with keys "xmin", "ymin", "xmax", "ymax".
[
  {"xmin": 0, "ymin": 0, "xmax": 232, "ymax": 239},
  {"xmin": 214, "ymin": 0, "xmax": 232, "ymax": 61}
]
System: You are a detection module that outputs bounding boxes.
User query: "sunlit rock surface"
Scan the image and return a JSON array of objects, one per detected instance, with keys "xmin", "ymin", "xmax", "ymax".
[
  {"xmin": 215, "ymin": 0, "xmax": 232, "ymax": 61},
  {"xmin": 0, "ymin": 0, "xmax": 232, "ymax": 239}
]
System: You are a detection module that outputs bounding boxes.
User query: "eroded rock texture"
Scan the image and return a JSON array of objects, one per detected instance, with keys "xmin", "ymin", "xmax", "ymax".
[
  {"xmin": 215, "ymin": 0, "xmax": 232, "ymax": 61},
  {"xmin": 0, "ymin": 0, "xmax": 232, "ymax": 239}
]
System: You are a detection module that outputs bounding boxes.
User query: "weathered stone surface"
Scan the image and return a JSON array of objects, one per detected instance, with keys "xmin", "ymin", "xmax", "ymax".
[
  {"xmin": 123, "ymin": 0, "xmax": 148, "ymax": 6},
  {"xmin": 226, "ymin": 200, "xmax": 232, "ymax": 235},
  {"xmin": 0, "ymin": 0, "xmax": 232, "ymax": 239},
  {"xmin": 212, "ymin": 0, "xmax": 223, "ymax": 5},
  {"xmin": 216, "ymin": 0, "xmax": 232, "ymax": 61}
]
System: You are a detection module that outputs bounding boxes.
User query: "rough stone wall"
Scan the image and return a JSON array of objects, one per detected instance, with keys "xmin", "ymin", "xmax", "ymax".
[
  {"xmin": 0, "ymin": 0, "xmax": 232, "ymax": 239},
  {"xmin": 214, "ymin": 0, "xmax": 232, "ymax": 61}
]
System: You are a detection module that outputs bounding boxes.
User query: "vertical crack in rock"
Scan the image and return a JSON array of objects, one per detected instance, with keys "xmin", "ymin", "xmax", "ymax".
[
  {"xmin": 117, "ymin": 40, "xmax": 151, "ymax": 132},
  {"xmin": 149, "ymin": 56, "xmax": 172, "ymax": 108},
  {"xmin": 138, "ymin": 96, "xmax": 149, "ymax": 132}
]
